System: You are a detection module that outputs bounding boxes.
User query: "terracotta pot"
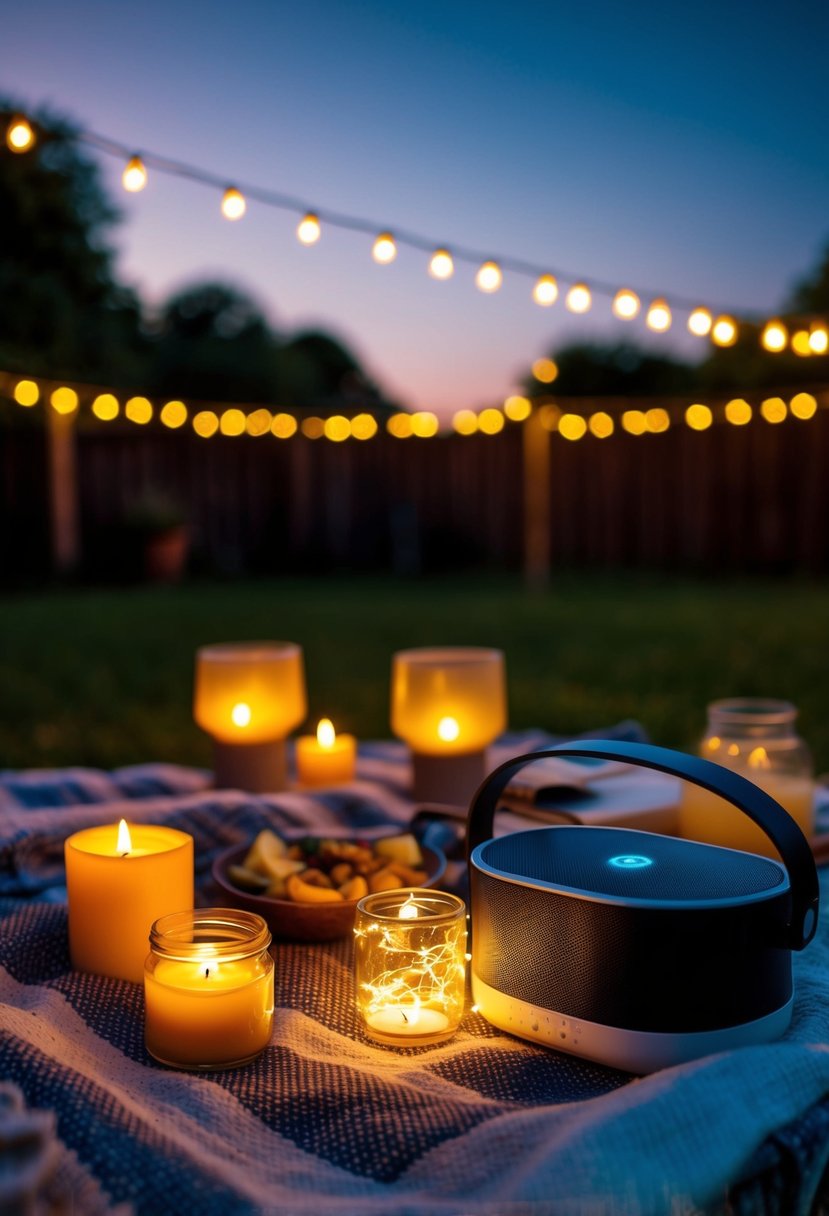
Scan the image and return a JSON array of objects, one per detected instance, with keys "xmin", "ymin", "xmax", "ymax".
[{"xmin": 144, "ymin": 525, "xmax": 189, "ymax": 583}]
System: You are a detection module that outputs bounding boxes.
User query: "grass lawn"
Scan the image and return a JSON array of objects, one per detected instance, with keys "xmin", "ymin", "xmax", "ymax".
[{"xmin": 1, "ymin": 572, "xmax": 827, "ymax": 772}]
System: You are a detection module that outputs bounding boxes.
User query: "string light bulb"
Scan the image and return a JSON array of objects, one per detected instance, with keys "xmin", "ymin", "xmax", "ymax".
[
  {"xmin": 221, "ymin": 187, "xmax": 246, "ymax": 220},
  {"xmin": 429, "ymin": 249, "xmax": 454, "ymax": 280},
  {"xmin": 688, "ymin": 308, "xmax": 713, "ymax": 337},
  {"xmin": 646, "ymin": 299, "xmax": 672, "ymax": 332},
  {"xmin": 613, "ymin": 290, "xmax": 641, "ymax": 320},
  {"xmin": 297, "ymin": 213, "xmax": 321, "ymax": 244},
  {"xmin": 372, "ymin": 232, "xmax": 397, "ymax": 264},
  {"xmin": 6, "ymin": 116, "xmax": 34, "ymax": 153},
  {"xmin": 475, "ymin": 261, "xmax": 503, "ymax": 293},
  {"xmin": 808, "ymin": 324, "xmax": 828, "ymax": 355},
  {"xmin": 532, "ymin": 275, "xmax": 558, "ymax": 306},
  {"xmin": 791, "ymin": 329, "xmax": 812, "ymax": 357},
  {"xmin": 711, "ymin": 316, "xmax": 738, "ymax": 347},
  {"xmin": 566, "ymin": 283, "xmax": 592, "ymax": 313},
  {"xmin": 122, "ymin": 155, "xmax": 147, "ymax": 192},
  {"xmin": 761, "ymin": 321, "xmax": 788, "ymax": 353}
]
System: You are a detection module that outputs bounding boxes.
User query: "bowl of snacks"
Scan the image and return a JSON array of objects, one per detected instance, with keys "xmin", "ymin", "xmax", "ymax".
[{"xmin": 212, "ymin": 829, "xmax": 447, "ymax": 941}]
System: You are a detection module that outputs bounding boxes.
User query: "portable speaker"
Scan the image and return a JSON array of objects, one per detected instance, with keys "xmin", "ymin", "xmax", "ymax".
[{"xmin": 467, "ymin": 740, "xmax": 819, "ymax": 1073}]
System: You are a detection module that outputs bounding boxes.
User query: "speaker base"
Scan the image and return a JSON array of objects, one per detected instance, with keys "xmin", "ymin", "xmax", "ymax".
[
  {"xmin": 411, "ymin": 750, "xmax": 487, "ymax": 805},
  {"xmin": 471, "ymin": 972, "xmax": 793, "ymax": 1074},
  {"xmin": 212, "ymin": 739, "xmax": 287, "ymax": 793}
]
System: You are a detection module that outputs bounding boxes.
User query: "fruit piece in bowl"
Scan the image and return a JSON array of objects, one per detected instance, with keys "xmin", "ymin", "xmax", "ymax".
[{"xmin": 213, "ymin": 829, "xmax": 447, "ymax": 942}]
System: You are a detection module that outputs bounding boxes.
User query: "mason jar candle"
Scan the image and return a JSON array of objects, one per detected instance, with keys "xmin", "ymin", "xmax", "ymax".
[
  {"xmin": 354, "ymin": 889, "xmax": 466, "ymax": 1047},
  {"xmin": 144, "ymin": 908, "xmax": 274, "ymax": 1070},
  {"xmin": 391, "ymin": 647, "xmax": 507, "ymax": 804},
  {"xmin": 679, "ymin": 698, "xmax": 815, "ymax": 856}
]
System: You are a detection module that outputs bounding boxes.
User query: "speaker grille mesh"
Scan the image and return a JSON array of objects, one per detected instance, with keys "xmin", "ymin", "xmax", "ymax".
[{"xmin": 478, "ymin": 827, "xmax": 784, "ymax": 901}]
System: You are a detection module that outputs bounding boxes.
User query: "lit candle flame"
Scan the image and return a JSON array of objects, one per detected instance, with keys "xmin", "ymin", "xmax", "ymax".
[
  {"xmin": 437, "ymin": 716, "xmax": 460, "ymax": 743},
  {"xmin": 231, "ymin": 702, "xmax": 251, "ymax": 728},
  {"xmin": 117, "ymin": 818, "xmax": 132, "ymax": 855},
  {"xmin": 317, "ymin": 718, "xmax": 336, "ymax": 748},
  {"xmin": 749, "ymin": 746, "xmax": 771, "ymax": 770},
  {"xmin": 399, "ymin": 895, "xmax": 419, "ymax": 920}
]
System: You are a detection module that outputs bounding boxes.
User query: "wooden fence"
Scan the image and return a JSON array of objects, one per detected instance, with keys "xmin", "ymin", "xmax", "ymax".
[{"xmin": 1, "ymin": 407, "xmax": 828, "ymax": 581}]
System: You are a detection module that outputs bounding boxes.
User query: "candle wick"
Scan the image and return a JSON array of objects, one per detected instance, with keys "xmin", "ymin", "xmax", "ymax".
[
  {"xmin": 120, "ymin": 851, "xmax": 130, "ymax": 858},
  {"xmin": 401, "ymin": 1010, "xmax": 409, "ymax": 1024},
  {"xmin": 205, "ymin": 967, "xmax": 210, "ymax": 979}
]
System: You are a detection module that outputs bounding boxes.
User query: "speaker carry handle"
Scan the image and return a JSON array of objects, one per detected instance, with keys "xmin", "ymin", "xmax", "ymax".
[{"xmin": 467, "ymin": 739, "xmax": 819, "ymax": 951}]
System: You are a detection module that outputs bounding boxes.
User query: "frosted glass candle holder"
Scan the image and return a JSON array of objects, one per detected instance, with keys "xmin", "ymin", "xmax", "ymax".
[{"xmin": 193, "ymin": 642, "xmax": 306, "ymax": 792}]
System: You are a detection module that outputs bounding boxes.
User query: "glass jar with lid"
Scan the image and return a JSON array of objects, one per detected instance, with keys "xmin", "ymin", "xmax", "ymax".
[{"xmin": 679, "ymin": 698, "xmax": 814, "ymax": 857}]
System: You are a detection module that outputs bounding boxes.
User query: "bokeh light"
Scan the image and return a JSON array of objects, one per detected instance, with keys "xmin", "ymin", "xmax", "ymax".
[
  {"xmin": 621, "ymin": 410, "xmax": 647, "ymax": 435},
  {"xmin": 301, "ymin": 416, "xmax": 325, "ymax": 439},
  {"xmin": 271, "ymin": 413, "xmax": 298, "ymax": 439},
  {"xmin": 645, "ymin": 407, "xmax": 670, "ymax": 432},
  {"xmin": 760, "ymin": 397, "xmax": 787, "ymax": 424},
  {"xmin": 125, "ymin": 396, "xmax": 153, "ymax": 425},
  {"xmin": 566, "ymin": 283, "xmax": 592, "ymax": 313},
  {"xmin": 122, "ymin": 156, "xmax": 147, "ymax": 192},
  {"xmin": 711, "ymin": 316, "xmax": 738, "ymax": 347},
  {"xmin": 13, "ymin": 380, "xmax": 39, "ymax": 407},
  {"xmin": 613, "ymin": 290, "xmax": 640, "ymax": 320},
  {"xmin": 372, "ymin": 233, "xmax": 397, "ymax": 264},
  {"xmin": 685, "ymin": 404, "xmax": 713, "ymax": 430},
  {"xmin": 350, "ymin": 413, "xmax": 378, "ymax": 440},
  {"xmin": 532, "ymin": 275, "xmax": 558, "ymax": 306},
  {"xmin": 92, "ymin": 393, "xmax": 119, "ymax": 421},
  {"xmin": 193, "ymin": 410, "xmax": 219, "ymax": 438},
  {"xmin": 687, "ymin": 308, "xmax": 713, "ymax": 337},
  {"xmin": 324, "ymin": 414, "xmax": 351, "ymax": 441},
  {"xmin": 790, "ymin": 392, "xmax": 817, "ymax": 420},
  {"xmin": 588, "ymin": 411, "xmax": 614, "ymax": 438},
  {"xmin": 6, "ymin": 117, "xmax": 34, "ymax": 152},
  {"xmin": 504, "ymin": 395, "xmax": 531, "ymax": 421},
  {"xmin": 452, "ymin": 409, "xmax": 478, "ymax": 435},
  {"xmin": 645, "ymin": 300, "xmax": 672, "ymax": 333},
  {"xmin": 221, "ymin": 187, "xmax": 246, "ymax": 220},
  {"xmin": 724, "ymin": 398, "xmax": 752, "ymax": 425},
  {"xmin": 160, "ymin": 400, "xmax": 188, "ymax": 429},
  {"xmin": 429, "ymin": 249, "xmax": 454, "ymax": 280},
  {"xmin": 532, "ymin": 357, "xmax": 558, "ymax": 384},
  {"xmin": 475, "ymin": 261, "xmax": 503, "ymax": 293},
  {"xmin": 411, "ymin": 411, "xmax": 439, "ymax": 437},
  {"xmin": 297, "ymin": 213, "xmax": 321, "ymax": 244},
  {"xmin": 477, "ymin": 408, "xmax": 505, "ymax": 435},
  {"xmin": 245, "ymin": 408, "xmax": 272, "ymax": 436},
  {"xmin": 761, "ymin": 321, "xmax": 788, "ymax": 352},
  {"xmin": 387, "ymin": 413, "xmax": 413, "ymax": 438},
  {"xmin": 50, "ymin": 387, "xmax": 79, "ymax": 415},
  {"xmin": 558, "ymin": 413, "xmax": 587, "ymax": 441}
]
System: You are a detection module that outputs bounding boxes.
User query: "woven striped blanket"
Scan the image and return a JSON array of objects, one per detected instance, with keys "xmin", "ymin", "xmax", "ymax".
[{"xmin": 3, "ymin": 737, "xmax": 829, "ymax": 1215}]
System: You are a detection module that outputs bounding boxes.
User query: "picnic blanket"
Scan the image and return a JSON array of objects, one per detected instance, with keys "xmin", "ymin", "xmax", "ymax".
[{"xmin": 2, "ymin": 735, "xmax": 829, "ymax": 1216}]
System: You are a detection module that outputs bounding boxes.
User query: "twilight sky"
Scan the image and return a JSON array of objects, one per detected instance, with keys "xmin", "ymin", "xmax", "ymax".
[{"xmin": 4, "ymin": 0, "xmax": 829, "ymax": 413}]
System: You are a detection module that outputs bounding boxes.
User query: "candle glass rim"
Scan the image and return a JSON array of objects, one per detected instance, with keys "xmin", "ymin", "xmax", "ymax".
[
  {"xmin": 150, "ymin": 907, "xmax": 271, "ymax": 961},
  {"xmin": 355, "ymin": 887, "xmax": 466, "ymax": 924},
  {"xmin": 196, "ymin": 641, "xmax": 303, "ymax": 663},
  {"xmin": 707, "ymin": 698, "xmax": 798, "ymax": 729},
  {"xmin": 392, "ymin": 646, "xmax": 504, "ymax": 668}
]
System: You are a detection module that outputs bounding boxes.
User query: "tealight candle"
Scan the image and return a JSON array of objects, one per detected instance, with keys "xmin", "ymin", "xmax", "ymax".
[
  {"xmin": 193, "ymin": 641, "xmax": 307, "ymax": 792},
  {"xmin": 391, "ymin": 647, "xmax": 507, "ymax": 803},
  {"xmin": 296, "ymin": 718, "xmax": 357, "ymax": 787},
  {"xmin": 65, "ymin": 820, "xmax": 193, "ymax": 983},
  {"xmin": 144, "ymin": 908, "xmax": 274, "ymax": 1070},
  {"xmin": 354, "ymin": 889, "xmax": 466, "ymax": 1047}
]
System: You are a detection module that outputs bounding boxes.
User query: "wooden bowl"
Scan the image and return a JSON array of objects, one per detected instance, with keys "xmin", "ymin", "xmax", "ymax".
[{"xmin": 211, "ymin": 838, "xmax": 447, "ymax": 942}]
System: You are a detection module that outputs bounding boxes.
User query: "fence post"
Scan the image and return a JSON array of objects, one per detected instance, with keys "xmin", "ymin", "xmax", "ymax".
[
  {"xmin": 522, "ymin": 409, "xmax": 551, "ymax": 587},
  {"xmin": 46, "ymin": 407, "xmax": 81, "ymax": 573}
]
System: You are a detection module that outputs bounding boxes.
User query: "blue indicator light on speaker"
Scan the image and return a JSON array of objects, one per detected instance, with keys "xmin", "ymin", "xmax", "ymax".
[{"xmin": 608, "ymin": 854, "xmax": 653, "ymax": 869}]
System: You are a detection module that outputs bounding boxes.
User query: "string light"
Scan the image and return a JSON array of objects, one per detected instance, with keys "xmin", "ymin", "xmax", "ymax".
[
  {"xmin": 122, "ymin": 156, "xmax": 147, "ymax": 192},
  {"xmin": 761, "ymin": 321, "xmax": 788, "ymax": 353},
  {"xmin": 711, "ymin": 316, "xmax": 738, "ymax": 347},
  {"xmin": 411, "ymin": 411, "xmax": 439, "ymax": 437},
  {"xmin": 808, "ymin": 325, "xmax": 828, "ymax": 355},
  {"xmin": 452, "ymin": 409, "xmax": 478, "ymax": 435},
  {"xmin": 271, "ymin": 412, "xmax": 298, "ymax": 438},
  {"xmin": 301, "ymin": 416, "xmax": 325, "ymax": 439},
  {"xmin": 245, "ymin": 407, "xmax": 272, "ymax": 436},
  {"xmin": 725, "ymin": 398, "xmax": 752, "ymax": 426},
  {"xmin": 621, "ymin": 410, "xmax": 647, "ymax": 435},
  {"xmin": 297, "ymin": 213, "xmax": 321, "ymax": 244},
  {"xmin": 13, "ymin": 380, "xmax": 39, "ymax": 406},
  {"xmin": 588, "ymin": 411, "xmax": 614, "ymax": 438},
  {"xmin": 221, "ymin": 188, "xmax": 246, "ymax": 220},
  {"xmin": 532, "ymin": 358, "xmax": 558, "ymax": 384},
  {"xmin": 760, "ymin": 397, "xmax": 787, "ymax": 424},
  {"xmin": 6, "ymin": 116, "xmax": 34, "ymax": 152},
  {"xmin": 613, "ymin": 290, "xmax": 641, "ymax": 320},
  {"xmin": 538, "ymin": 404, "xmax": 561, "ymax": 431},
  {"xmin": 566, "ymin": 284, "xmax": 592, "ymax": 313},
  {"xmin": 387, "ymin": 413, "xmax": 413, "ymax": 438},
  {"xmin": 476, "ymin": 408, "xmax": 504, "ymax": 435},
  {"xmin": 646, "ymin": 300, "xmax": 672, "ymax": 333},
  {"xmin": 532, "ymin": 275, "xmax": 558, "ymax": 306},
  {"xmin": 645, "ymin": 407, "xmax": 670, "ymax": 432},
  {"xmin": 193, "ymin": 410, "xmax": 219, "ymax": 438},
  {"xmin": 688, "ymin": 308, "xmax": 713, "ymax": 337},
  {"xmin": 92, "ymin": 393, "xmax": 119, "ymax": 421},
  {"xmin": 791, "ymin": 330, "xmax": 812, "ymax": 357},
  {"xmin": 160, "ymin": 400, "xmax": 188, "ymax": 429},
  {"xmin": 790, "ymin": 392, "xmax": 817, "ymax": 420},
  {"xmin": 558, "ymin": 413, "xmax": 587, "ymax": 441},
  {"xmin": 372, "ymin": 232, "xmax": 397, "ymax": 264},
  {"xmin": 324, "ymin": 414, "xmax": 351, "ymax": 441},
  {"xmin": 428, "ymin": 249, "xmax": 454, "ymax": 280},
  {"xmin": 475, "ymin": 261, "xmax": 502, "ymax": 293},
  {"xmin": 504, "ymin": 395, "xmax": 532, "ymax": 421},
  {"xmin": 125, "ymin": 396, "xmax": 153, "ymax": 424},
  {"xmin": 50, "ymin": 387, "xmax": 78, "ymax": 414},
  {"xmin": 685, "ymin": 404, "xmax": 713, "ymax": 431},
  {"xmin": 351, "ymin": 412, "xmax": 378, "ymax": 439}
]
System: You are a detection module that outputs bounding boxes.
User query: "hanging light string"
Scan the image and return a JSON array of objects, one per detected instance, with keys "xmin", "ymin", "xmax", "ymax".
[
  {"xmin": 5, "ymin": 114, "xmax": 828, "ymax": 353},
  {"xmin": 3, "ymin": 369, "xmax": 826, "ymax": 443}
]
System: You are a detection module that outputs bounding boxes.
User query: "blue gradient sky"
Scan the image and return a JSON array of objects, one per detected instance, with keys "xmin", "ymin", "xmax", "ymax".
[{"xmin": 4, "ymin": 0, "xmax": 828, "ymax": 412}]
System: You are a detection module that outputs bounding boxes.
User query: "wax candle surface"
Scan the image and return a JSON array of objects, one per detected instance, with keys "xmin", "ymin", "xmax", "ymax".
[
  {"xmin": 365, "ymin": 1006, "xmax": 451, "ymax": 1041},
  {"xmin": 296, "ymin": 718, "xmax": 356, "ymax": 787},
  {"xmin": 65, "ymin": 823, "xmax": 193, "ymax": 983},
  {"xmin": 144, "ymin": 955, "xmax": 274, "ymax": 1069},
  {"xmin": 680, "ymin": 774, "xmax": 814, "ymax": 857}
]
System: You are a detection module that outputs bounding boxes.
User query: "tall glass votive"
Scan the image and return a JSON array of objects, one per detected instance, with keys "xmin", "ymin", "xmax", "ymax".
[
  {"xmin": 679, "ymin": 698, "xmax": 815, "ymax": 856},
  {"xmin": 391, "ymin": 647, "xmax": 506, "ymax": 804},
  {"xmin": 144, "ymin": 908, "xmax": 274, "ymax": 1070},
  {"xmin": 354, "ymin": 889, "xmax": 467, "ymax": 1047},
  {"xmin": 193, "ymin": 641, "xmax": 306, "ymax": 792}
]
